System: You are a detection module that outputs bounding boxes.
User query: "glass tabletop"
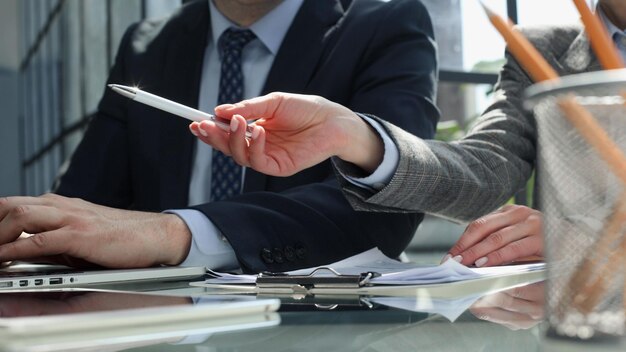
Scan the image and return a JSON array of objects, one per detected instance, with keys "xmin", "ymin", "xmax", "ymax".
[{"xmin": 2, "ymin": 278, "xmax": 623, "ymax": 352}]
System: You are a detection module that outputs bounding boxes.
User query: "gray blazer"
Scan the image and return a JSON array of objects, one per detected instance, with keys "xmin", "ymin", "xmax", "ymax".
[{"xmin": 334, "ymin": 25, "xmax": 602, "ymax": 222}]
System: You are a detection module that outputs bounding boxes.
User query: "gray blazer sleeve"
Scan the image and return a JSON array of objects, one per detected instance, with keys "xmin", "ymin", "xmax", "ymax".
[
  {"xmin": 333, "ymin": 25, "xmax": 592, "ymax": 222},
  {"xmin": 334, "ymin": 51, "xmax": 537, "ymax": 222}
]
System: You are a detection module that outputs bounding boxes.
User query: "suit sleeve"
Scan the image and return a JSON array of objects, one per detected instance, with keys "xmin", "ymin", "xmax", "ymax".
[
  {"xmin": 192, "ymin": 0, "xmax": 439, "ymax": 273},
  {"xmin": 334, "ymin": 50, "xmax": 536, "ymax": 222}
]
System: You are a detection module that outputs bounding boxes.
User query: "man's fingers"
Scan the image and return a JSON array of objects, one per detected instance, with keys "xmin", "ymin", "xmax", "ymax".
[
  {"xmin": 0, "ymin": 205, "xmax": 65, "ymax": 244},
  {"xmin": 214, "ymin": 92, "xmax": 284, "ymax": 121},
  {"xmin": 0, "ymin": 196, "xmax": 52, "ymax": 220},
  {"xmin": 0, "ymin": 230, "xmax": 72, "ymax": 262}
]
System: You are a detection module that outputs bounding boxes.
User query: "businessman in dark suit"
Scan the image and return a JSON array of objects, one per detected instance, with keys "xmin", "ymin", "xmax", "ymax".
[
  {"xmin": 191, "ymin": 1, "xmax": 626, "ymax": 271},
  {"xmin": 0, "ymin": 0, "xmax": 438, "ymax": 272}
]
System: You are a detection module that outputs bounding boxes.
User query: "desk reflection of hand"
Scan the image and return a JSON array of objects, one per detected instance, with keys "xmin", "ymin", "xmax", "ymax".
[
  {"xmin": 469, "ymin": 282, "xmax": 545, "ymax": 331},
  {"xmin": 0, "ymin": 291, "xmax": 191, "ymax": 318}
]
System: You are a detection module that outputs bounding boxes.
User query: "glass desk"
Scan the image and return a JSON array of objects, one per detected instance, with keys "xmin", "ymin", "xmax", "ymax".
[{"xmin": 1, "ymin": 277, "xmax": 624, "ymax": 352}]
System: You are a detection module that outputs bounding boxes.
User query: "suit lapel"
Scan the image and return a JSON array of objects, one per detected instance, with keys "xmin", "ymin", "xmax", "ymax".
[
  {"xmin": 243, "ymin": 0, "xmax": 345, "ymax": 192},
  {"xmin": 158, "ymin": 2, "xmax": 210, "ymax": 209}
]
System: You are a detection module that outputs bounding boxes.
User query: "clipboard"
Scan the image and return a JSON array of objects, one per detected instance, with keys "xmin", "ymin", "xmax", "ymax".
[
  {"xmin": 192, "ymin": 267, "xmax": 546, "ymax": 299},
  {"xmin": 256, "ymin": 267, "xmax": 380, "ymax": 292}
]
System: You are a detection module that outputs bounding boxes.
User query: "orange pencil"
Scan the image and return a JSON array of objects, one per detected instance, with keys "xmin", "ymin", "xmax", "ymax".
[
  {"xmin": 479, "ymin": 1, "xmax": 626, "ymax": 185},
  {"xmin": 479, "ymin": 1, "xmax": 626, "ymax": 316},
  {"xmin": 572, "ymin": 0, "xmax": 625, "ymax": 70},
  {"xmin": 479, "ymin": 3, "xmax": 559, "ymax": 82}
]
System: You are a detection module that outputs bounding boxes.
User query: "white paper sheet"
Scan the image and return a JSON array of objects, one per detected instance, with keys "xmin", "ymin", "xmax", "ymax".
[{"xmin": 203, "ymin": 248, "xmax": 545, "ymax": 286}]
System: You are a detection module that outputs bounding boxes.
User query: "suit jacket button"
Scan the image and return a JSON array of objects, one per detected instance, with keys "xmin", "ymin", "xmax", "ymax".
[
  {"xmin": 272, "ymin": 248, "xmax": 285, "ymax": 264},
  {"xmin": 284, "ymin": 246, "xmax": 296, "ymax": 262},
  {"xmin": 261, "ymin": 248, "xmax": 274, "ymax": 264},
  {"xmin": 295, "ymin": 245, "xmax": 307, "ymax": 259}
]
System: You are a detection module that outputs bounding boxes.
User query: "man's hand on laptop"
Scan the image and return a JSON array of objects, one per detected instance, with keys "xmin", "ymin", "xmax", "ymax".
[{"xmin": 0, "ymin": 193, "xmax": 192, "ymax": 268}]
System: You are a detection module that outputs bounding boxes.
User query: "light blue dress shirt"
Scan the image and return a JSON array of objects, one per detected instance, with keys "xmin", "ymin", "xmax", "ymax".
[
  {"xmin": 168, "ymin": 0, "xmax": 304, "ymax": 270},
  {"xmin": 344, "ymin": 9, "xmax": 626, "ymax": 191},
  {"xmin": 598, "ymin": 6, "xmax": 626, "ymax": 61}
]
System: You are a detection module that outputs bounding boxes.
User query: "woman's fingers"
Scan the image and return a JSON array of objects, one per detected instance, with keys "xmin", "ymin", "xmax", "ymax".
[
  {"xmin": 227, "ymin": 115, "xmax": 252, "ymax": 167},
  {"xmin": 214, "ymin": 92, "xmax": 285, "ymax": 121},
  {"xmin": 444, "ymin": 205, "xmax": 543, "ymax": 267}
]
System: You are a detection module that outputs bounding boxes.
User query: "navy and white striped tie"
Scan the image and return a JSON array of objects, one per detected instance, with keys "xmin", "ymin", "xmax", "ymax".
[{"xmin": 210, "ymin": 28, "xmax": 256, "ymax": 202}]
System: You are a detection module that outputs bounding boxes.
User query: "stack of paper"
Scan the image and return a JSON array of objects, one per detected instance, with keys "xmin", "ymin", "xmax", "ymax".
[{"xmin": 204, "ymin": 248, "xmax": 544, "ymax": 286}]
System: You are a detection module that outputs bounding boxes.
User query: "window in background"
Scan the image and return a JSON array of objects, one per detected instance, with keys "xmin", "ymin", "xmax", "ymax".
[
  {"xmin": 421, "ymin": 0, "xmax": 507, "ymax": 127},
  {"xmin": 19, "ymin": 0, "xmax": 182, "ymax": 196},
  {"xmin": 518, "ymin": 0, "xmax": 584, "ymax": 26}
]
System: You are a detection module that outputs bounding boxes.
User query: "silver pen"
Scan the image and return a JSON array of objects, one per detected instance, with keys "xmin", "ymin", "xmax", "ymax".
[{"xmin": 108, "ymin": 84, "xmax": 253, "ymax": 137}]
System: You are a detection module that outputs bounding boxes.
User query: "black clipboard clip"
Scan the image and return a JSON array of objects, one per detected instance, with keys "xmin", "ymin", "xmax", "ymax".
[{"xmin": 256, "ymin": 267, "xmax": 380, "ymax": 292}]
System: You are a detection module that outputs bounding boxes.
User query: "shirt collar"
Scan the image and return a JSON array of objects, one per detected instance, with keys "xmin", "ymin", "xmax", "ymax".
[
  {"xmin": 208, "ymin": 0, "xmax": 304, "ymax": 55},
  {"xmin": 597, "ymin": 5, "xmax": 626, "ymax": 39}
]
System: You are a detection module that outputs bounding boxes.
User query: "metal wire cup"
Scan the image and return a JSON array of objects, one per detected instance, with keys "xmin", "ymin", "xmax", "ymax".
[{"xmin": 525, "ymin": 70, "xmax": 626, "ymax": 339}]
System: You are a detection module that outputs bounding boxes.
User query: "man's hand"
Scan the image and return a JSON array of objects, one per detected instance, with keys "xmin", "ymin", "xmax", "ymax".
[
  {"xmin": 0, "ymin": 194, "xmax": 191, "ymax": 268},
  {"xmin": 189, "ymin": 92, "xmax": 384, "ymax": 176},
  {"xmin": 469, "ymin": 281, "xmax": 545, "ymax": 330},
  {"xmin": 443, "ymin": 205, "xmax": 544, "ymax": 267}
]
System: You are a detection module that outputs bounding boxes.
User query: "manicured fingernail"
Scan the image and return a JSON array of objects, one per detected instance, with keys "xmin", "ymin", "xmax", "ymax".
[
  {"xmin": 199, "ymin": 127, "xmax": 208, "ymax": 137},
  {"xmin": 230, "ymin": 117, "xmax": 239, "ymax": 132},
  {"xmin": 440, "ymin": 254, "xmax": 452, "ymax": 264},
  {"xmin": 251, "ymin": 126, "xmax": 261, "ymax": 140},
  {"xmin": 190, "ymin": 128, "xmax": 199, "ymax": 136},
  {"xmin": 475, "ymin": 257, "xmax": 488, "ymax": 267},
  {"xmin": 452, "ymin": 255, "xmax": 463, "ymax": 263}
]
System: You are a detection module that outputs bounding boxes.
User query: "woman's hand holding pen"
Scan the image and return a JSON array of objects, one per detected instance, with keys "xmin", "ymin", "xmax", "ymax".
[{"xmin": 189, "ymin": 92, "xmax": 385, "ymax": 176}]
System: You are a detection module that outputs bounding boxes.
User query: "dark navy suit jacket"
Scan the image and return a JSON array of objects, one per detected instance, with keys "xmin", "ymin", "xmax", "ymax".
[{"xmin": 54, "ymin": 0, "xmax": 439, "ymax": 273}]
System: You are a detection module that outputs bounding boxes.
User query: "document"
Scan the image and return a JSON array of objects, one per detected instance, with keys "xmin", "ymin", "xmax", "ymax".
[{"xmin": 202, "ymin": 248, "xmax": 544, "ymax": 286}]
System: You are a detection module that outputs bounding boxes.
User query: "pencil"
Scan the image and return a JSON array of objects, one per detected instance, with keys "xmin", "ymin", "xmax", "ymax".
[
  {"xmin": 480, "ymin": 2, "xmax": 626, "ymax": 184},
  {"xmin": 480, "ymin": 2, "xmax": 559, "ymax": 81},
  {"xmin": 563, "ymin": 201, "xmax": 626, "ymax": 314},
  {"xmin": 480, "ymin": 1, "xmax": 626, "ymax": 316},
  {"xmin": 572, "ymin": 0, "xmax": 625, "ymax": 70}
]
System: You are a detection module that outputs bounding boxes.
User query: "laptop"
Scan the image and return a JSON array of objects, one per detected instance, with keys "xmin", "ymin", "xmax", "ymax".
[{"xmin": 0, "ymin": 262, "xmax": 207, "ymax": 290}]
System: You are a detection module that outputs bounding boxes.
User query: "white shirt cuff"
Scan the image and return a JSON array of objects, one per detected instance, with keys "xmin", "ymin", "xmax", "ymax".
[
  {"xmin": 165, "ymin": 209, "xmax": 239, "ymax": 271},
  {"xmin": 340, "ymin": 114, "xmax": 399, "ymax": 191}
]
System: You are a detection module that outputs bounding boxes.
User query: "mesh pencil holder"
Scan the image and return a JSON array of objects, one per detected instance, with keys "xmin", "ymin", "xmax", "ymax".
[{"xmin": 525, "ymin": 70, "xmax": 626, "ymax": 340}]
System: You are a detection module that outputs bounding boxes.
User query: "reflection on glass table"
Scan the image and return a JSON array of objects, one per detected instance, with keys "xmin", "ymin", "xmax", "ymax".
[
  {"xmin": 0, "ymin": 289, "xmax": 279, "ymax": 352},
  {"xmin": 121, "ymin": 280, "xmax": 547, "ymax": 352}
]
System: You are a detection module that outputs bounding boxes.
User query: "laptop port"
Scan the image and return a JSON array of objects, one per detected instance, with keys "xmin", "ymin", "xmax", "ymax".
[
  {"xmin": 34, "ymin": 279, "xmax": 43, "ymax": 286},
  {"xmin": 49, "ymin": 278, "xmax": 62, "ymax": 285},
  {"xmin": 19, "ymin": 280, "xmax": 28, "ymax": 287}
]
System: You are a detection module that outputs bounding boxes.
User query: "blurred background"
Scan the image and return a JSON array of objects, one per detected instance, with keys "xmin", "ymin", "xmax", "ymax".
[{"xmin": 0, "ymin": 0, "xmax": 588, "ymax": 251}]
